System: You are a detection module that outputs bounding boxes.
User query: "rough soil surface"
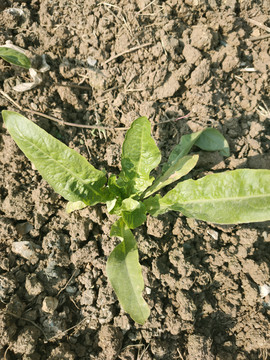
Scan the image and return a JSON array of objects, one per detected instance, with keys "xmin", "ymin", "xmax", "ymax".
[{"xmin": 1, "ymin": 1, "xmax": 270, "ymax": 359}]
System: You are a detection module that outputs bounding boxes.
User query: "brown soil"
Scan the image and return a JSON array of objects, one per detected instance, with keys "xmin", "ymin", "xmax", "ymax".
[{"xmin": 1, "ymin": 1, "xmax": 270, "ymax": 359}]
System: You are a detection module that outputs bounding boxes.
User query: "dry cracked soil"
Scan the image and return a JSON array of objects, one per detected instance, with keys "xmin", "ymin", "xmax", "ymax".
[{"xmin": 0, "ymin": 0, "xmax": 270, "ymax": 359}]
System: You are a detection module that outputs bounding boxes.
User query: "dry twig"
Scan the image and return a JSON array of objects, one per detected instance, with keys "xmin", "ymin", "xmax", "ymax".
[
  {"xmin": 56, "ymin": 269, "xmax": 79, "ymax": 297},
  {"xmin": 177, "ymin": 348, "xmax": 185, "ymax": 360},
  {"xmin": 104, "ymin": 42, "xmax": 152, "ymax": 64},
  {"xmin": 0, "ymin": 89, "xmax": 23, "ymax": 110},
  {"xmin": 138, "ymin": 343, "xmax": 150, "ymax": 360},
  {"xmin": 4, "ymin": 310, "xmax": 48, "ymax": 341},
  {"xmin": 248, "ymin": 18, "xmax": 270, "ymax": 33},
  {"xmin": 55, "ymin": 82, "xmax": 92, "ymax": 91},
  {"xmin": 256, "ymin": 101, "xmax": 270, "ymax": 118},
  {"xmin": 1, "ymin": 89, "xmax": 191, "ymax": 131},
  {"xmin": 136, "ymin": 0, "xmax": 156, "ymax": 14},
  {"xmin": 46, "ymin": 316, "xmax": 88, "ymax": 342},
  {"xmin": 25, "ymin": 109, "xmax": 129, "ymax": 131},
  {"xmin": 0, "ymin": 90, "xmax": 128, "ymax": 131},
  {"xmin": 248, "ymin": 18, "xmax": 270, "ymax": 41},
  {"xmin": 250, "ymin": 33, "xmax": 270, "ymax": 41},
  {"xmin": 157, "ymin": 112, "xmax": 191, "ymax": 125}
]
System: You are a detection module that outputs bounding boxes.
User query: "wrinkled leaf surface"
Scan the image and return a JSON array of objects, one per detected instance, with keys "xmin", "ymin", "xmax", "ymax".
[
  {"xmin": 148, "ymin": 169, "xmax": 270, "ymax": 224},
  {"xmin": 119, "ymin": 117, "xmax": 161, "ymax": 195},
  {"xmin": 121, "ymin": 198, "xmax": 147, "ymax": 229},
  {"xmin": 2, "ymin": 111, "xmax": 108, "ymax": 205}
]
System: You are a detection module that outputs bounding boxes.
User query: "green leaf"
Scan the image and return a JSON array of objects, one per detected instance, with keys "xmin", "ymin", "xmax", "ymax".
[
  {"xmin": 2, "ymin": 111, "xmax": 108, "ymax": 205},
  {"xmin": 151, "ymin": 169, "xmax": 270, "ymax": 224},
  {"xmin": 121, "ymin": 198, "xmax": 147, "ymax": 229},
  {"xmin": 144, "ymin": 194, "xmax": 162, "ymax": 215},
  {"xmin": 195, "ymin": 128, "xmax": 230, "ymax": 156},
  {"xmin": 66, "ymin": 201, "xmax": 87, "ymax": 213},
  {"xmin": 119, "ymin": 117, "xmax": 161, "ymax": 196},
  {"xmin": 105, "ymin": 175, "xmax": 125, "ymax": 214},
  {"xmin": 107, "ymin": 174, "xmax": 126, "ymax": 201},
  {"xmin": 143, "ymin": 154, "xmax": 199, "ymax": 198},
  {"xmin": 0, "ymin": 47, "xmax": 31, "ymax": 69},
  {"xmin": 107, "ymin": 219, "xmax": 150, "ymax": 324},
  {"xmin": 106, "ymin": 198, "xmax": 118, "ymax": 213},
  {"xmin": 164, "ymin": 128, "xmax": 229, "ymax": 174}
]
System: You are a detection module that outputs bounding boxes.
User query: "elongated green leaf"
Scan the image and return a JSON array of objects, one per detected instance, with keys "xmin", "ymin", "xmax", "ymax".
[
  {"xmin": 2, "ymin": 111, "xmax": 108, "ymax": 205},
  {"xmin": 149, "ymin": 169, "xmax": 270, "ymax": 224},
  {"xmin": 163, "ymin": 128, "xmax": 229, "ymax": 174},
  {"xmin": 107, "ymin": 219, "xmax": 150, "ymax": 324},
  {"xmin": 119, "ymin": 117, "xmax": 161, "ymax": 196},
  {"xmin": 121, "ymin": 198, "xmax": 146, "ymax": 229},
  {"xmin": 0, "ymin": 47, "xmax": 31, "ymax": 69},
  {"xmin": 143, "ymin": 155, "xmax": 199, "ymax": 198}
]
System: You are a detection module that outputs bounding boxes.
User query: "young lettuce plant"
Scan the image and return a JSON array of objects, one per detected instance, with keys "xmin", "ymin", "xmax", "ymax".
[{"xmin": 2, "ymin": 110, "xmax": 270, "ymax": 324}]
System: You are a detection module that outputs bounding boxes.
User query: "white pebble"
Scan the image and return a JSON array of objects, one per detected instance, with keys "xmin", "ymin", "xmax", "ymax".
[
  {"xmin": 259, "ymin": 284, "xmax": 270, "ymax": 298},
  {"xmin": 42, "ymin": 296, "xmax": 58, "ymax": 314},
  {"xmin": 12, "ymin": 241, "xmax": 39, "ymax": 264}
]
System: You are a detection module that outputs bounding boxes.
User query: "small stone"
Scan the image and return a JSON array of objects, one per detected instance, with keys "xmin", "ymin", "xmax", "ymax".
[
  {"xmin": 57, "ymin": 86, "xmax": 79, "ymax": 107},
  {"xmin": 87, "ymin": 56, "xmax": 97, "ymax": 67},
  {"xmin": 207, "ymin": 229, "xmax": 219, "ymax": 240},
  {"xmin": 12, "ymin": 241, "xmax": 39, "ymax": 264},
  {"xmin": 16, "ymin": 222, "xmax": 33, "ymax": 235},
  {"xmin": 259, "ymin": 284, "xmax": 270, "ymax": 298},
  {"xmin": 99, "ymin": 306, "xmax": 114, "ymax": 324},
  {"xmin": 25, "ymin": 274, "xmax": 44, "ymax": 296},
  {"xmin": 42, "ymin": 296, "xmax": 58, "ymax": 314},
  {"xmin": 160, "ymin": 34, "xmax": 180, "ymax": 59},
  {"xmin": 145, "ymin": 286, "xmax": 151, "ymax": 295},
  {"xmin": 65, "ymin": 285, "xmax": 77, "ymax": 294},
  {"xmin": 249, "ymin": 122, "xmax": 264, "ymax": 138}
]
